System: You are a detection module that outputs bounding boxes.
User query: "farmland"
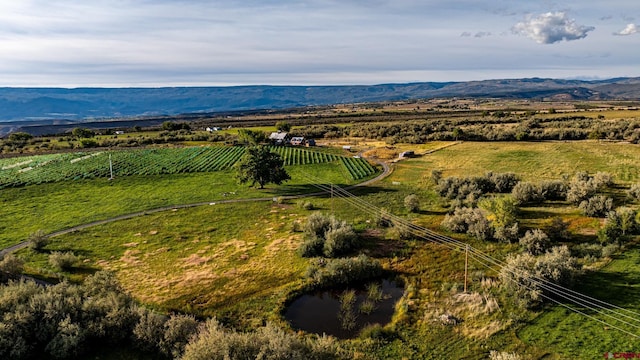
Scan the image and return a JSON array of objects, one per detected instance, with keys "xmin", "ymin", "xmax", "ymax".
[
  {"xmin": 2, "ymin": 104, "xmax": 640, "ymax": 359},
  {"xmin": 0, "ymin": 145, "xmax": 378, "ymax": 189}
]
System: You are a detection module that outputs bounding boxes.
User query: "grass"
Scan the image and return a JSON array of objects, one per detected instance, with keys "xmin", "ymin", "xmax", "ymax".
[
  {"xmin": 8, "ymin": 139, "xmax": 640, "ymax": 358},
  {"xmin": 517, "ymin": 244, "xmax": 640, "ymax": 358},
  {"xmin": 407, "ymin": 141, "xmax": 640, "ymax": 182},
  {"xmin": 0, "ymin": 161, "xmax": 371, "ymax": 249},
  {"xmin": 18, "ymin": 200, "xmax": 309, "ymax": 328}
]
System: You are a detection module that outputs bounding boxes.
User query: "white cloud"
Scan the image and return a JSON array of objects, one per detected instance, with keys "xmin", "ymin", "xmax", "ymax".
[
  {"xmin": 512, "ymin": 12, "xmax": 595, "ymax": 44},
  {"xmin": 614, "ymin": 23, "xmax": 639, "ymax": 36}
]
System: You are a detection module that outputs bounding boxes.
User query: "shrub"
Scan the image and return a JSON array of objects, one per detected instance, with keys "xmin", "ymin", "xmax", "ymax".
[
  {"xmin": 300, "ymin": 201, "xmax": 315, "ymax": 210},
  {"xmin": 404, "ymin": 194, "xmax": 420, "ymax": 213},
  {"xmin": 48, "ymin": 251, "xmax": 79, "ymax": 270},
  {"xmin": 597, "ymin": 211, "xmax": 623, "ymax": 244},
  {"xmin": 511, "ymin": 182, "xmax": 543, "ymax": 204},
  {"xmin": 591, "ymin": 171, "xmax": 614, "ymax": 189},
  {"xmin": 617, "ymin": 207, "xmax": 638, "ymax": 235},
  {"xmin": 519, "ymin": 229, "xmax": 550, "ymax": 255},
  {"xmin": 602, "ymin": 243, "xmax": 621, "ymax": 258},
  {"xmin": 0, "ymin": 254, "xmax": 24, "ymax": 282},
  {"xmin": 579, "ymin": 195, "xmax": 613, "ymax": 217},
  {"xmin": 566, "ymin": 179, "xmax": 596, "ymax": 205},
  {"xmin": 493, "ymin": 223, "xmax": 519, "ymax": 243},
  {"xmin": 323, "ymin": 225, "xmax": 357, "ymax": 258},
  {"xmin": 161, "ymin": 314, "xmax": 199, "ymax": 358},
  {"xmin": 303, "ymin": 213, "xmax": 333, "ymax": 239},
  {"xmin": 299, "ymin": 213, "xmax": 358, "ymax": 258},
  {"xmin": 539, "ymin": 180, "xmax": 567, "ymax": 201},
  {"xmin": 305, "ymin": 255, "xmax": 383, "ymax": 289},
  {"xmin": 431, "ymin": 169, "xmax": 443, "ymax": 185},
  {"xmin": 489, "ymin": 351, "xmax": 522, "ymax": 360},
  {"xmin": 479, "ymin": 197, "xmax": 518, "ymax": 228},
  {"xmin": 28, "ymin": 230, "xmax": 49, "ymax": 251},
  {"xmin": 442, "ymin": 207, "xmax": 493, "ymax": 241},
  {"xmin": 627, "ymin": 183, "xmax": 640, "ymax": 201},
  {"xmin": 181, "ymin": 319, "xmax": 342, "ymax": 360},
  {"xmin": 133, "ymin": 307, "xmax": 167, "ymax": 352},
  {"xmin": 500, "ymin": 246, "xmax": 580, "ymax": 308},
  {"xmin": 388, "ymin": 221, "xmax": 414, "ymax": 240},
  {"xmin": 298, "ymin": 236, "xmax": 325, "ymax": 258},
  {"xmin": 487, "ymin": 172, "xmax": 520, "ymax": 193}
]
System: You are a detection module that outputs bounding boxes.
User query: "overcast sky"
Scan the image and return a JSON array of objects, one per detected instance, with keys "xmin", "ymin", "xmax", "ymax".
[{"xmin": 0, "ymin": 0, "xmax": 638, "ymax": 87}]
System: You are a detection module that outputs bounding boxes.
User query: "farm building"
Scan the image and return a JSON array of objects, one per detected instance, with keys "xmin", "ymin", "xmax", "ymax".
[
  {"xmin": 206, "ymin": 127, "xmax": 222, "ymax": 132},
  {"xmin": 305, "ymin": 139, "xmax": 316, "ymax": 147},
  {"xmin": 290, "ymin": 137, "xmax": 305, "ymax": 146},
  {"xmin": 399, "ymin": 150, "xmax": 415, "ymax": 158},
  {"xmin": 269, "ymin": 131, "xmax": 290, "ymax": 145}
]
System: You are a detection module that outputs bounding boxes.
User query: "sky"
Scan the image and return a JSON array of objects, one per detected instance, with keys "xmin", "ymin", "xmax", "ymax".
[{"xmin": 0, "ymin": 0, "xmax": 638, "ymax": 87}]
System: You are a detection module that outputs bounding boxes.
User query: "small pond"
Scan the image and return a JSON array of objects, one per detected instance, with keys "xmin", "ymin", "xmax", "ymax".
[{"xmin": 284, "ymin": 279, "xmax": 404, "ymax": 339}]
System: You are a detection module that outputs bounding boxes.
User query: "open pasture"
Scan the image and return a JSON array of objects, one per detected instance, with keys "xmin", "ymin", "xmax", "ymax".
[{"xmin": 392, "ymin": 140, "xmax": 640, "ymax": 183}]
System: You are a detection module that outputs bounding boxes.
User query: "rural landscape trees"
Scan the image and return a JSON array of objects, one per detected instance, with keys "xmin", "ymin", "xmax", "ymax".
[{"xmin": 234, "ymin": 145, "xmax": 291, "ymax": 189}]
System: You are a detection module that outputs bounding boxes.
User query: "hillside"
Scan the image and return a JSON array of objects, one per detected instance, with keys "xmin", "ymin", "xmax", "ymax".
[{"xmin": 1, "ymin": 77, "xmax": 640, "ymax": 136}]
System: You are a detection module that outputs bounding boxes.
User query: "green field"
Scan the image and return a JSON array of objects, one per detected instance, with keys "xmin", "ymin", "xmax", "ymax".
[
  {"xmin": 5, "ymin": 140, "xmax": 640, "ymax": 359},
  {"xmin": 0, "ymin": 145, "xmax": 378, "ymax": 189}
]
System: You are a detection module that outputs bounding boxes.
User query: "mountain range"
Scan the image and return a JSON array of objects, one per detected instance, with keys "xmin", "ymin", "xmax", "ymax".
[{"xmin": 1, "ymin": 77, "xmax": 640, "ymax": 136}]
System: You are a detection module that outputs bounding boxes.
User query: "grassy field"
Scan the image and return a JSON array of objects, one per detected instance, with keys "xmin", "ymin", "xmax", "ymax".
[
  {"xmin": 0, "ymin": 161, "xmax": 372, "ymax": 249},
  {"xmin": 393, "ymin": 140, "xmax": 640, "ymax": 183},
  {"xmin": 18, "ymin": 201, "xmax": 310, "ymax": 327},
  {"xmin": 8, "ymin": 140, "xmax": 640, "ymax": 359}
]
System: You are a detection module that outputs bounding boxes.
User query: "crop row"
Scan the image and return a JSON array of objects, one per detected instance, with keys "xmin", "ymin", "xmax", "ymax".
[
  {"xmin": 0, "ymin": 146, "xmax": 378, "ymax": 188},
  {"xmin": 268, "ymin": 146, "xmax": 340, "ymax": 166},
  {"xmin": 340, "ymin": 157, "xmax": 377, "ymax": 180}
]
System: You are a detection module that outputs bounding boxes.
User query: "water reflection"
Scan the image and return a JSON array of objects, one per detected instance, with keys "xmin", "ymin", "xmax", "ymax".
[{"xmin": 284, "ymin": 279, "xmax": 404, "ymax": 339}]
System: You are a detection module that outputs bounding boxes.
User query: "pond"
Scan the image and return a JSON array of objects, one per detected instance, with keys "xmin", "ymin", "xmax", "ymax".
[{"xmin": 283, "ymin": 279, "xmax": 404, "ymax": 339}]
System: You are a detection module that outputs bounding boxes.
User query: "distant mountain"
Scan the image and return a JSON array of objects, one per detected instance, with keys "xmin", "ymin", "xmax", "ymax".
[{"xmin": 1, "ymin": 77, "xmax": 640, "ymax": 135}]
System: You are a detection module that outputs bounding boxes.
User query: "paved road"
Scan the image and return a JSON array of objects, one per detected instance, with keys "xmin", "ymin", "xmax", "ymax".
[{"xmin": 0, "ymin": 155, "xmax": 393, "ymax": 258}]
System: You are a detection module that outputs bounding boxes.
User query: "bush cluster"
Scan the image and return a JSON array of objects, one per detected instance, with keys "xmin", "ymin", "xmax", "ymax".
[
  {"xmin": 299, "ymin": 213, "xmax": 358, "ymax": 258},
  {"xmin": 511, "ymin": 180, "xmax": 567, "ymax": 205},
  {"xmin": 566, "ymin": 171, "xmax": 613, "ymax": 205},
  {"xmin": 441, "ymin": 207, "xmax": 493, "ymax": 241},
  {"xmin": 304, "ymin": 255, "xmax": 383, "ymax": 289},
  {"xmin": 579, "ymin": 195, "xmax": 614, "ymax": 217},
  {"xmin": 0, "ymin": 272, "xmax": 192, "ymax": 359},
  {"xmin": 500, "ymin": 246, "xmax": 581, "ymax": 308},
  {"xmin": 181, "ymin": 319, "xmax": 341, "ymax": 360},
  {"xmin": 519, "ymin": 229, "xmax": 550, "ymax": 255},
  {"xmin": 437, "ymin": 172, "xmax": 519, "ymax": 206},
  {"xmin": 0, "ymin": 271, "xmax": 342, "ymax": 360}
]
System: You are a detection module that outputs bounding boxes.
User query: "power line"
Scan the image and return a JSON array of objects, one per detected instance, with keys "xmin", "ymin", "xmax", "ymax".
[{"xmin": 298, "ymin": 172, "xmax": 640, "ymax": 338}]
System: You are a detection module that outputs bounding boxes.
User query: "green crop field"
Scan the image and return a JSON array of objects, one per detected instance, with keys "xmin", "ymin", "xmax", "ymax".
[{"xmin": 0, "ymin": 145, "xmax": 378, "ymax": 189}]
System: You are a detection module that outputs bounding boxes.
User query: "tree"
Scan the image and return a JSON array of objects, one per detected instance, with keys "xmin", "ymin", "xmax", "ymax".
[
  {"xmin": 8, "ymin": 132, "xmax": 33, "ymax": 141},
  {"xmin": 71, "ymin": 127, "xmax": 95, "ymax": 138},
  {"xmin": 275, "ymin": 121, "xmax": 291, "ymax": 132},
  {"xmin": 235, "ymin": 146, "xmax": 290, "ymax": 189}
]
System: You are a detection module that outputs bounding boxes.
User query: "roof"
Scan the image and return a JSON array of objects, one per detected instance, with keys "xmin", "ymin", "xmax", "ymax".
[{"xmin": 269, "ymin": 132, "xmax": 289, "ymax": 140}]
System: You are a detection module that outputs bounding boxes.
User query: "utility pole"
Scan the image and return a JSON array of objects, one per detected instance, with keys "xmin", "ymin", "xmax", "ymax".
[
  {"xmin": 109, "ymin": 153, "xmax": 114, "ymax": 180},
  {"xmin": 464, "ymin": 244, "xmax": 469, "ymax": 293},
  {"xmin": 330, "ymin": 183, "xmax": 334, "ymax": 215}
]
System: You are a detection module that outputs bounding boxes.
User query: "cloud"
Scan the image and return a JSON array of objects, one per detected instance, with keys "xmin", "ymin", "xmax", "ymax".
[
  {"xmin": 474, "ymin": 31, "xmax": 492, "ymax": 38},
  {"xmin": 512, "ymin": 12, "xmax": 595, "ymax": 44},
  {"xmin": 613, "ymin": 23, "xmax": 638, "ymax": 36},
  {"xmin": 460, "ymin": 32, "xmax": 472, "ymax": 37}
]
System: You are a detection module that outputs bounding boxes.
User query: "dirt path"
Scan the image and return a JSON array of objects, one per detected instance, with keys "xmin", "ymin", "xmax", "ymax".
[{"xmin": 0, "ymin": 156, "xmax": 392, "ymax": 258}]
